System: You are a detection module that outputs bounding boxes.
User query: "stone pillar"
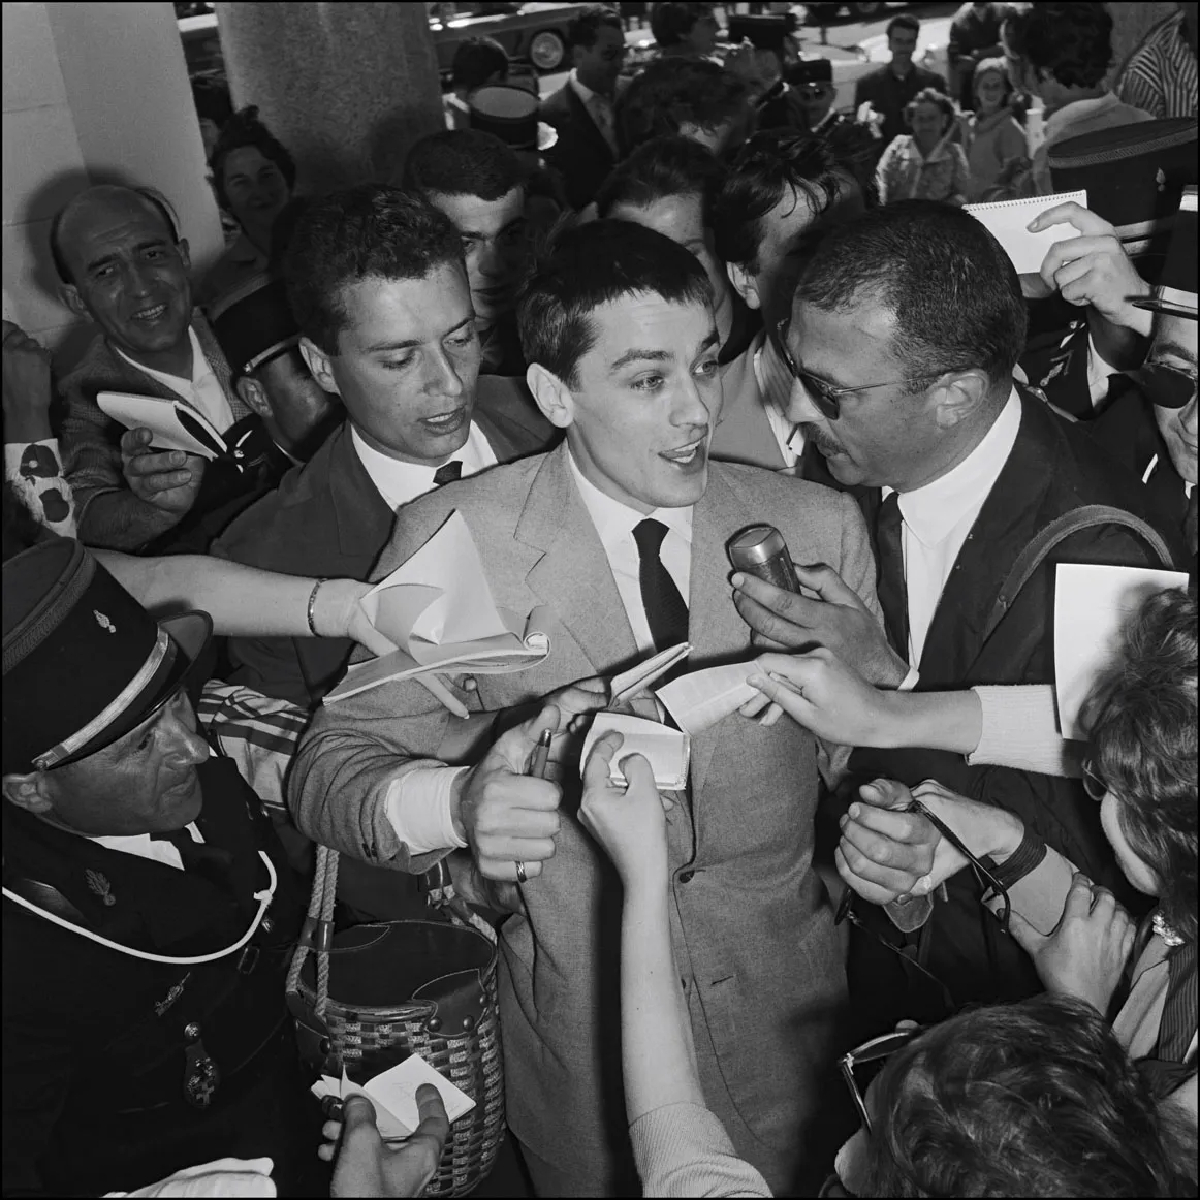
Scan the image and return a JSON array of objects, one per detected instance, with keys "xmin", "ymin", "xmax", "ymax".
[{"xmin": 215, "ymin": 2, "xmax": 445, "ymax": 191}]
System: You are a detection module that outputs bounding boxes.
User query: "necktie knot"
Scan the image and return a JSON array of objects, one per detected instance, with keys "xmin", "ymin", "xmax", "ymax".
[
  {"xmin": 633, "ymin": 517, "xmax": 668, "ymax": 556},
  {"xmin": 433, "ymin": 460, "xmax": 464, "ymax": 487}
]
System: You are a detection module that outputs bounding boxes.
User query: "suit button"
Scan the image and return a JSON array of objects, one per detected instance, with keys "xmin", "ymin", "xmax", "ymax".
[
  {"xmin": 678, "ymin": 870, "xmax": 695, "ymax": 884},
  {"xmin": 184, "ymin": 1022, "xmax": 200, "ymax": 1041},
  {"xmin": 261, "ymin": 917, "xmax": 275, "ymax": 934}
]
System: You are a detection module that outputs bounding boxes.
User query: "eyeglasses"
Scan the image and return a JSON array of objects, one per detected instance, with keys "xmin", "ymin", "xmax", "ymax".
[
  {"xmin": 775, "ymin": 318, "xmax": 941, "ymax": 420},
  {"xmin": 1125, "ymin": 362, "xmax": 1197, "ymax": 411},
  {"xmin": 1081, "ymin": 758, "xmax": 1110, "ymax": 803},
  {"xmin": 839, "ymin": 1026, "xmax": 923, "ymax": 1133}
]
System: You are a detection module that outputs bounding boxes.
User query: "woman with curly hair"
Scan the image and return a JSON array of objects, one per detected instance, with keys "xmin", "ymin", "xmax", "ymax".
[{"xmin": 875, "ymin": 88, "xmax": 971, "ymax": 205}]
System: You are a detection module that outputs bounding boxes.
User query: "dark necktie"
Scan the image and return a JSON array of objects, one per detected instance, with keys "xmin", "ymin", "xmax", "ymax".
[
  {"xmin": 433, "ymin": 461, "xmax": 463, "ymax": 486},
  {"xmin": 632, "ymin": 518, "xmax": 689, "ymax": 653},
  {"xmin": 875, "ymin": 492, "xmax": 910, "ymax": 664},
  {"xmin": 152, "ymin": 828, "xmax": 234, "ymax": 889}
]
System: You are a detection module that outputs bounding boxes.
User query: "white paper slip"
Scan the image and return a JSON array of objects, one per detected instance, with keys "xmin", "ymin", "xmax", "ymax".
[
  {"xmin": 964, "ymin": 190, "xmax": 1087, "ymax": 274},
  {"xmin": 609, "ymin": 642, "xmax": 692, "ymax": 705},
  {"xmin": 309, "ymin": 1056, "xmax": 475, "ymax": 1143},
  {"xmin": 656, "ymin": 662, "xmax": 760, "ymax": 735},
  {"xmin": 325, "ymin": 511, "xmax": 551, "ymax": 702},
  {"xmin": 97, "ymin": 391, "xmax": 227, "ymax": 460},
  {"xmin": 581, "ymin": 712, "xmax": 690, "ymax": 790},
  {"xmin": 1054, "ymin": 562, "xmax": 1188, "ymax": 740}
]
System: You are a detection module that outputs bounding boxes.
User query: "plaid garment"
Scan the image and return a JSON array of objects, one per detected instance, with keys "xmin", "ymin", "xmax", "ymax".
[{"xmin": 59, "ymin": 314, "xmax": 250, "ymax": 526}]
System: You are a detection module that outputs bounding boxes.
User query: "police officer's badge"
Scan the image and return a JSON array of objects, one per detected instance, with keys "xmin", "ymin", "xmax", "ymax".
[{"xmin": 183, "ymin": 1023, "xmax": 221, "ymax": 1108}]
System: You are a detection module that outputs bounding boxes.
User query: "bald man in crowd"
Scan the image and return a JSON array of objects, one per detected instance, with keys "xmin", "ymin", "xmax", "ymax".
[{"xmin": 52, "ymin": 185, "xmax": 255, "ymax": 551}]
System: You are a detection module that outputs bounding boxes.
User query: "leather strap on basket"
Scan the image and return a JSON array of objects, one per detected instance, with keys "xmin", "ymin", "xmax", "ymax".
[{"xmin": 285, "ymin": 845, "xmax": 497, "ymax": 1021}]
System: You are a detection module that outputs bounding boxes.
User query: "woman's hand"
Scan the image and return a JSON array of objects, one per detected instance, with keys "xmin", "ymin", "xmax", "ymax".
[
  {"xmin": 1008, "ymin": 872, "xmax": 1136, "ymax": 1014},
  {"xmin": 746, "ymin": 649, "xmax": 895, "ymax": 744},
  {"xmin": 579, "ymin": 733, "xmax": 670, "ymax": 894},
  {"xmin": 311, "ymin": 578, "xmax": 398, "ymax": 657}
]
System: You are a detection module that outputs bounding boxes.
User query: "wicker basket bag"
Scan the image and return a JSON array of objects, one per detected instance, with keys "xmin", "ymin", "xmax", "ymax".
[{"xmin": 286, "ymin": 845, "xmax": 505, "ymax": 1196}]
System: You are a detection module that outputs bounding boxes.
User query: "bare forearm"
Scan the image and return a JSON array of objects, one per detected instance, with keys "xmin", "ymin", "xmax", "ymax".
[
  {"xmin": 621, "ymin": 881, "xmax": 705, "ymax": 1123},
  {"xmin": 78, "ymin": 489, "xmax": 182, "ymax": 550},
  {"xmin": 873, "ymin": 688, "xmax": 984, "ymax": 754}
]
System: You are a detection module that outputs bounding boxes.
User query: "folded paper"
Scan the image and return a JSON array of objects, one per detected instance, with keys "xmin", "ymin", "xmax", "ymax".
[
  {"xmin": 97, "ymin": 391, "xmax": 227, "ymax": 461},
  {"xmin": 581, "ymin": 712, "xmax": 690, "ymax": 790},
  {"xmin": 609, "ymin": 641, "xmax": 692, "ymax": 706},
  {"xmin": 656, "ymin": 662, "xmax": 760, "ymax": 735},
  {"xmin": 309, "ymin": 1054, "xmax": 475, "ymax": 1143},
  {"xmin": 325, "ymin": 511, "xmax": 550, "ymax": 703}
]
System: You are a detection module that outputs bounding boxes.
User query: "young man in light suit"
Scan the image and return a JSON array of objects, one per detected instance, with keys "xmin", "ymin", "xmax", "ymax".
[{"xmin": 290, "ymin": 220, "xmax": 904, "ymax": 1196}]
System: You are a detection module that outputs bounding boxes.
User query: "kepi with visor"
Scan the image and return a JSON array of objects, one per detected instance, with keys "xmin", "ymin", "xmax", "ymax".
[{"xmin": 2, "ymin": 539, "xmax": 212, "ymax": 775}]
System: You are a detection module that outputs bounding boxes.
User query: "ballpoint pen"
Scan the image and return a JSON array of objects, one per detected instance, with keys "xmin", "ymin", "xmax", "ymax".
[{"xmin": 528, "ymin": 727, "xmax": 553, "ymax": 780}]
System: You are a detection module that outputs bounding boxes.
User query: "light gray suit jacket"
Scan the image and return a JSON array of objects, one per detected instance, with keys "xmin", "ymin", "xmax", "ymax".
[{"xmin": 290, "ymin": 442, "xmax": 881, "ymax": 1194}]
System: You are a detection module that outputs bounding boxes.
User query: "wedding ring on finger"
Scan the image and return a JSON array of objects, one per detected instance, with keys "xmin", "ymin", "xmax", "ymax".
[{"xmin": 514, "ymin": 860, "xmax": 528, "ymax": 885}]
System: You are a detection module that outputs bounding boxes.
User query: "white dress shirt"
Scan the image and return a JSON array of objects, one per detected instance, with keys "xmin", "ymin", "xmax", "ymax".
[
  {"xmin": 752, "ymin": 335, "xmax": 806, "ymax": 471},
  {"xmin": 115, "ymin": 326, "xmax": 234, "ymax": 433},
  {"xmin": 384, "ymin": 449, "xmax": 695, "ymax": 853},
  {"xmin": 89, "ymin": 822, "xmax": 204, "ymax": 871},
  {"xmin": 351, "ymin": 421, "xmax": 498, "ymax": 512},
  {"xmin": 569, "ymin": 69, "xmax": 620, "ymax": 156},
  {"xmin": 890, "ymin": 388, "xmax": 1021, "ymax": 666}
]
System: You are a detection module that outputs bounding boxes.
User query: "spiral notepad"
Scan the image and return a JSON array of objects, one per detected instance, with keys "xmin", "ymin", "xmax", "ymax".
[{"xmin": 964, "ymin": 189, "xmax": 1088, "ymax": 274}]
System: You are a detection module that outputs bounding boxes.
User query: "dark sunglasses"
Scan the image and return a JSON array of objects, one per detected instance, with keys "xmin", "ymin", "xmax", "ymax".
[
  {"xmin": 1124, "ymin": 362, "xmax": 1197, "ymax": 411},
  {"xmin": 839, "ymin": 1025, "xmax": 923, "ymax": 1132},
  {"xmin": 775, "ymin": 318, "xmax": 941, "ymax": 420}
]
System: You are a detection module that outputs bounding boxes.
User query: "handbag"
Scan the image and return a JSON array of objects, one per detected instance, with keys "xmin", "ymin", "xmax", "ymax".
[{"xmin": 285, "ymin": 846, "xmax": 505, "ymax": 1196}]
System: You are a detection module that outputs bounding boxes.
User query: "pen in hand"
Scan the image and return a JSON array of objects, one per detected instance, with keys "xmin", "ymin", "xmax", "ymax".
[{"xmin": 528, "ymin": 727, "xmax": 553, "ymax": 780}]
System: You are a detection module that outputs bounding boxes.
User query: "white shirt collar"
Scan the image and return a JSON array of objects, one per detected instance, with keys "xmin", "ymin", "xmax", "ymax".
[
  {"xmin": 569, "ymin": 69, "xmax": 605, "ymax": 107},
  {"xmin": 890, "ymin": 387, "xmax": 1021, "ymax": 548},
  {"xmin": 115, "ymin": 324, "xmax": 204, "ymax": 393},
  {"xmin": 566, "ymin": 447, "xmax": 694, "ymax": 551},
  {"xmin": 752, "ymin": 333, "xmax": 806, "ymax": 469},
  {"xmin": 89, "ymin": 822, "xmax": 203, "ymax": 871},
  {"xmin": 350, "ymin": 421, "xmax": 497, "ymax": 512}
]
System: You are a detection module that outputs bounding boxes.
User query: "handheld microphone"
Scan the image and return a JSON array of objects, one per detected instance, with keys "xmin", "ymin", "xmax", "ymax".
[{"xmin": 727, "ymin": 525, "xmax": 800, "ymax": 594}]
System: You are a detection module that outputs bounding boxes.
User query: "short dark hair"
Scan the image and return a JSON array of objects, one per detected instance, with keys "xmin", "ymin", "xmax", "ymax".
[
  {"xmin": 862, "ymin": 994, "xmax": 1198, "ymax": 1198},
  {"xmin": 516, "ymin": 218, "xmax": 712, "ymax": 387},
  {"xmin": 793, "ymin": 200, "xmax": 1027, "ymax": 387},
  {"xmin": 282, "ymin": 185, "xmax": 465, "ymax": 356},
  {"xmin": 566, "ymin": 3, "xmax": 623, "ymax": 50},
  {"xmin": 614, "ymin": 57, "xmax": 750, "ymax": 157},
  {"xmin": 649, "ymin": 2, "xmax": 713, "ymax": 48},
  {"xmin": 1085, "ymin": 587, "xmax": 1198, "ymax": 941},
  {"xmin": 402, "ymin": 129, "xmax": 526, "ymax": 203},
  {"xmin": 886, "ymin": 12, "xmax": 920, "ymax": 39},
  {"xmin": 595, "ymin": 134, "xmax": 724, "ymax": 227},
  {"xmin": 50, "ymin": 186, "xmax": 181, "ymax": 286},
  {"xmin": 450, "ymin": 36, "xmax": 510, "ymax": 90},
  {"xmin": 713, "ymin": 128, "xmax": 872, "ymax": 272},
  {"xmin": 210, "ymin": 106, "xmax": 297, "ymax": 213},
  {"xmin": 1003, "ymin": 2, "xmax": 1113, "ymax": 91},
  {"xmin": 904, "ymin": 87, "xmax": 956, "ymax": 129}
]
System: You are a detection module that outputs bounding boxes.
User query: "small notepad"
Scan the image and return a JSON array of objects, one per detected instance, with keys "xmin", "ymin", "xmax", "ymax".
[
  {"xmin": 581, "ymin": 712, "xmax": 690, "ymax": 790},
  {"xmin": 964, "ymin": 189, "xmax": 1087, "ymax": 274}
]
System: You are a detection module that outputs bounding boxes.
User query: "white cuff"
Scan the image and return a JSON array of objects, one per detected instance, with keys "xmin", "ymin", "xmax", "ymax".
[{"xmin": 384, "ymin": 765, "xmax": 470, "ymax": 854}]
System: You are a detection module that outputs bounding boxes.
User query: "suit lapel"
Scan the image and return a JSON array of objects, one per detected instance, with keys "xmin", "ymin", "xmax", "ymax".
[
  {"xmin": 713, "ymin": 348, "xmax": 786, "ymax": 471},
  {"xmin": 328, "ymin": 423, "xmax": 399, "ymax": 569},
  {"xmin": 516, "ymin": 444, "xmax": 639, "ymax": 675},
  {"xmin": 565, "ymin": 83, "xmax": 616, "ymax": 161},
  {"xmin": 917, "ymin": 395, "xmax": 1049, "ymax": 684},
  {"xmin": 687, "ymin": 467, "xmax": 758, "ymax": 792}
]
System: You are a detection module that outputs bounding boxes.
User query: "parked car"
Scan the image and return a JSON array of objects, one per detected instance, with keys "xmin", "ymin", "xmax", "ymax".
[
  {"xmin": 429, "ymin": 2, "xmax": 594, "ymax": 75},
  {"xmin": 802, "ymin": 2, "xmax": 907, "ymax": 23}
]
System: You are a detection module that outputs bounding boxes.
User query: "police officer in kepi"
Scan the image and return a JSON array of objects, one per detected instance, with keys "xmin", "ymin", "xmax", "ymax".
[{"xmin": 1, "ymin": 538, "xmax": 324, "ymax": 1197}]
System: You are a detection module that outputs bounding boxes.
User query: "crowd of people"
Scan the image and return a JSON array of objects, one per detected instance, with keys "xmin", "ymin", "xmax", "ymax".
[{"xmin": 2, "ymin": 2, "xmax": 1198, "ymax": 1197}]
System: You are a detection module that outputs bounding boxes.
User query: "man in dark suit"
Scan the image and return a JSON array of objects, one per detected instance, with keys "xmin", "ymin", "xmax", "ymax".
[
  {"xmin": 2, "ymin": 539, "xmax": 317, "ymax": 1197},
  {"xmin": 853, "ymin": 13, "xmax": 948, "ymax": 146},
  {"xmin": 212, "ymin": 185, "xmax": 553, "ymax": 712},
  {"xmin": 539, "ymin": 5, "xmax": 627, "ymax": 209},
  {"xmin": 732, "ymin": 201, "xmax": 1184, "ymax": 1035},
  {"xmin": 290, "ymin": 220, "xmax": 888, "ymax": 1195}
]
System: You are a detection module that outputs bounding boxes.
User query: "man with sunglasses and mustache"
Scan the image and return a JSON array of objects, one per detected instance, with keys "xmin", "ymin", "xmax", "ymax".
[{"xmin": 731, "ymin": 199, "xmax": 1187, "ymax": 1036}]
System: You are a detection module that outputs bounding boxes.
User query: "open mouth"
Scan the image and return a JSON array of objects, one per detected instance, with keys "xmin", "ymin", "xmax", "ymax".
[
  {"xmin": 659, "ymin": 437, "xmax": 707, "ymax": 469},
  {"xmin": 420, "ymin": 408, "xmax": 468, "ymax": 435},
  {"xmin": 131, "ymin": 303, "xmax": 169, "ymax": 323}
]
